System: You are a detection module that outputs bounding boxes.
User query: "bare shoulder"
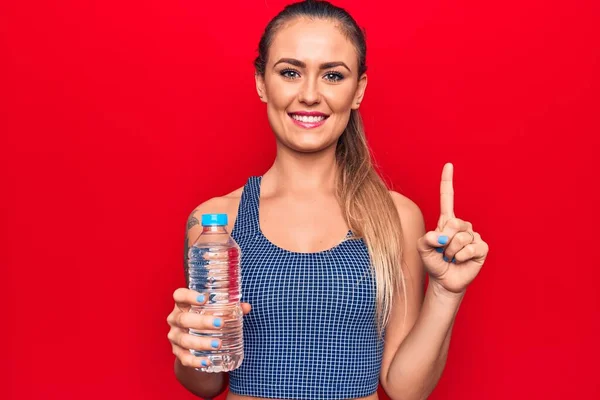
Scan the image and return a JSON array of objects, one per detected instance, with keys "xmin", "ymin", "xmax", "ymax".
[
  {"xmin": 190, "ymin": 187, "xmax": 243, "ymax": 214},
  {"xmin": 388, "ymin": 190, "xmax": 425, "ymax": 231},
  {"xmin": 186, "ymin": 186, "xmax": 245, "ymax": 236}
]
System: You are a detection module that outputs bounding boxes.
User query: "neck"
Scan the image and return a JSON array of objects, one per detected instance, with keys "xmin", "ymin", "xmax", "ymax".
[{"xmin": 263, "ymin": 142, "xmax": 339, "ymax": 194}]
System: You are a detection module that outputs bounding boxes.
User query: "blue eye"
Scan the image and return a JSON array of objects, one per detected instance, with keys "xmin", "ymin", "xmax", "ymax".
[
  {"xmin": 324, "ymin": 71, "xmax": 344, "ymax": 82},
  {"xmin": 281, "ymin": 69, "xmax": 300, "ymax": 79},
  {"xmin": 280, "ymin": 69, "xmax": 345, "ymax": 82}
]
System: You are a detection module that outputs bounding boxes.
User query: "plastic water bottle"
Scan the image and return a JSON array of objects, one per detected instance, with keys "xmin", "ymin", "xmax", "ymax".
[{"xmin": 186, "ymin": 213, "xmax": 243, "ymax": 372}]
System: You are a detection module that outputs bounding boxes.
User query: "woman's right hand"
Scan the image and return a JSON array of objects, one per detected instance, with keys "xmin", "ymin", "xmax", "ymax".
[{"xmin": 167, "ymin": 288, "xmax": 252, "ymax": 369}]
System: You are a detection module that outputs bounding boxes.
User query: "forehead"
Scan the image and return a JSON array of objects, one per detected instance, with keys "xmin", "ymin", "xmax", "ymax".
[{"xmin": 269, "ymin": 18, "xmax": 358, "ymax": 68}]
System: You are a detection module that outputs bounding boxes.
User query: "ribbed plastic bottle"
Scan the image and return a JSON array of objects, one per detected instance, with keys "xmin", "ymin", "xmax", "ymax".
[{"xmin": 186, "ymin": 213, "xmax": 243, "ymax": 372}]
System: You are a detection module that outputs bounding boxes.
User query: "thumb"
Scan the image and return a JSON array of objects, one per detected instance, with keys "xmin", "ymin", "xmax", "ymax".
[
  {"xmin": 241, "ymin": 302, "xmax": 252, "ymax": 315},
  {"xmin": 417, "ymin": 231, "xmax": 452, "ymax": 278},
  {"xmin": 417, "ymin": 231, "xmax": 448, "ymax": 254}
]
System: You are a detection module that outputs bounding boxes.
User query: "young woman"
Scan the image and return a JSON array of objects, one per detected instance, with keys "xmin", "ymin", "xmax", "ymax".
[{"xmin": 166, "ymin": 1, "xmax": 489, "ymax": 399}]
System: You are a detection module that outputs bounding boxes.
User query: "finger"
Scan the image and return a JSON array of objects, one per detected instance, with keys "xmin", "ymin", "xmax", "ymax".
[
  {"xmin": 443, "ymin": 231, "xmax": 476, "ymax": 262},
  {"xmin": 456, "ymin": 239, "xmax": 489, "ymax": 262},
  {"xmin": 173, "ymin": 288, "xmax": 208, "ymax": 310},
  {"xmin": 439, "ymin": 218, "xmax": 471, "ymax": 245},
  {"xmin": 451, "ymin": 244, "xmax": 479, "ymax": 263},
  {"xmin": 169, "ymin": 328, "xmax": 222, "ymax": 352},
  {"xmin": 417, "ymin": 231, "xmax": 448, "ymax": 253},
  {"xmin": 440, "ymin": 163, "xmax": 455, "ymax": 218},
  {"xmin": 172, "ymin": 343, "xmax": 211, "ymax": 369},
  {"xmin": 417, "ymin": 231, "xmax": 453, "ymax": 278},
  {"xmin": 241, "ymin": 302, "xmax": 252, "ymax": 315},
  {"xmin": 176, "ymin": 310, "xmax": 226, "ymax": 331},
  {"xmin": 168, "ymin": 328, "xmax": 222, "ymax": 352}
]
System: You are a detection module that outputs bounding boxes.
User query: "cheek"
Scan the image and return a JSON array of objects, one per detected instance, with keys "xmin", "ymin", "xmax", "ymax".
[
  {"xmin": 265, "ymin": 80, "xmax": 295, "ymax": 109},
  {"xmin": 266, "ymin": 103, "xmax": 282, "ymax": 127},
  {"xmin": 322, "ymin": 85, "xmax": 357, "ymax": 111}
]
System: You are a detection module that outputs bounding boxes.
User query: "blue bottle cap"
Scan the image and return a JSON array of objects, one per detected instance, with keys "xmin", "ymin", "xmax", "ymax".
[{"xmin": 201, "ymin": 213, "xmax": 228, "ymax": 226}]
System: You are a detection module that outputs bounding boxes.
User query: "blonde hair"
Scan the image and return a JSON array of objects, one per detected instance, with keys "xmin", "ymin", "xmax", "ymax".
[
  {"xmin": 254, "ymin": 1, "xmax": 406, "ymax": 334},
  {"xmin": 337, "ymin": 110, "xmax": 405, "ymax": 334}
]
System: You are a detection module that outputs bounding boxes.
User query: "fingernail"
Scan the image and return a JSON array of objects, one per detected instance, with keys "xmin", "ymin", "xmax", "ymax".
[
  {"xmin": 443, "ymin": 256, "xmax": 450, "ymax": 262},
  {"xmin": 201, "ymin": 360, "xmax": 208, "ymax": 367},
  {"xmin": 211, "ymin": 340, "xmax": 219, "ymax": 349},
  {"xmin": 213, "ymin": 318, "xmax": 222, "ymax": 328},
  {"xmin": 435, "ymin": 247, "xmax": 444, "ymax": 253},
  {"xmin": 196, "ymin": 294, "xmax": 205, "ymax": 303},
  {"xmin": 438, "ymin": 235, "xmax": 449, "ymax": 245},
  {"xmin": 451, "ymin": 257, "xmax": 456, "ymax": 263}
]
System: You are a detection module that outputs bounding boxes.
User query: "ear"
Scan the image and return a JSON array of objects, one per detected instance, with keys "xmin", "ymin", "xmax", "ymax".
[
  {"xmin": 255, "ymin": 73, "xmax": 268, "ymax": 103},
  {"xmin": 351, "ymin": 73, "xmax": 368, "ymax": 110}
]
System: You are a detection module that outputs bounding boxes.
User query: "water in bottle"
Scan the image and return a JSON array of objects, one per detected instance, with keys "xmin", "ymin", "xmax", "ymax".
[{"xmin": 186, "ymin": 213, "xmax": 243, "ymax": 372}]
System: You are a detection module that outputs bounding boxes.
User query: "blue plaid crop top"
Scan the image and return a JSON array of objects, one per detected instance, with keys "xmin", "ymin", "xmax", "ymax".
[{"xmin": 228, "ymin": 176, "xmax": 384, "ymax": 400}]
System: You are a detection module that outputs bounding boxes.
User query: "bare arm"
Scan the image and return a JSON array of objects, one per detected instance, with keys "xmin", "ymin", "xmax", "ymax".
[
  {"xmin": 174, "ymin": 357, "xmax": 228, "ymax": 399},
  {"xmin": 384, "ymin": 282, "xmax": 463, "ymax": 400},
  {"xmin": 381, "ymin": 163, "xmax": 490, "ymax": 400},
  {"xmin": 379, "ymin": 193, "xmax": 462, "ymax": 400}
]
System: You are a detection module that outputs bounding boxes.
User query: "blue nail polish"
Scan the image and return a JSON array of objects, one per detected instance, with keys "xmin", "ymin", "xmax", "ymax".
[
  {"xmin": 211, "ymin": 340, "xmax": 219, "ymax": 349},
  {"xmin": 435, "ymin": 247, "xmax": 444, "ymax": 253},
  {"xmin": 201, "ymin": 360, "xmax": 208, "ymax": 367},
  {"xmin": 196, "ymin": 295, "xmax": 205, "ymax": 303},
  {"xmin": 438, "ymin": 235, "xmax": 449, "ymax": 245},
  {"xmin": 443, "ymin": 256, "xmax": 449, "ymax": 262},
  {"xmin": 213, "ymin": 318, "xmax": 222, "ymax": 328},
  {"xmin": 451, "ymin": 258, "xmax": 456, "ymax": 263}
]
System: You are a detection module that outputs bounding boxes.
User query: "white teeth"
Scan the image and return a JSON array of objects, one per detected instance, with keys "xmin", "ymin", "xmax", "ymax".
[{"xmin": 291, "ymin": 114, "xmax": 326, "ymax": 123}]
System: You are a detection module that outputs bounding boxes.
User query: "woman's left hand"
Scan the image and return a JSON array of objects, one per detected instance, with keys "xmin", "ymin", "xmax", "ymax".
[{"xmin": 417, "ymin": 163, "xmax": 490, "ymax": 295}]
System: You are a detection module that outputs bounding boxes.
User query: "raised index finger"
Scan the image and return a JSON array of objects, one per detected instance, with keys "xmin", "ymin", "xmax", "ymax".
[{"xmin": 440, "ymin": 162, "xmax": 455, "ymax": 218}]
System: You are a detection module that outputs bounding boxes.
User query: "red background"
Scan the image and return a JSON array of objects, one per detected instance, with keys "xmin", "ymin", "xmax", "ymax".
[{"xmin": 1, "ymin": 0, "xmax": 599, "ymax": 399}]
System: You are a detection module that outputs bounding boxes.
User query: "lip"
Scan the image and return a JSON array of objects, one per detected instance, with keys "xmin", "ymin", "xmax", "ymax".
[
  {"xmin": 289, "ymin": 111, "xmax": 329, "ymax": 117},
  {"xmin": 288, "ymin": 111, "xmax": 330, "ymax": 129}
]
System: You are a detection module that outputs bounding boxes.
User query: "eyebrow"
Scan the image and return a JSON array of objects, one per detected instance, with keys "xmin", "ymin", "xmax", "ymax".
[{"xmin": 273, "ymin": 58, "xmax": 352, "ymax": 73}]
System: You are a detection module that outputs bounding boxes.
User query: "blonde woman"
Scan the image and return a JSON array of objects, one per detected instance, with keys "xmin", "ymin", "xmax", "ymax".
[{"xmin": 166, "ymin": 1, "xmax": 489, "ymax": 399}]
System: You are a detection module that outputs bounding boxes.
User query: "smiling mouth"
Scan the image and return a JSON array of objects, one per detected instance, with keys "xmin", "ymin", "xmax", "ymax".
[{"xmin": 287, "ymin": 113, "xmax": 329, "ymax": 128}]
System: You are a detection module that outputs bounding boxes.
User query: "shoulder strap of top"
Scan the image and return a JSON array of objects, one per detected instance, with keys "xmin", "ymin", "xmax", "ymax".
[{"xmin": 231, "ymin": 176, "xmax": 261, "ymax": 242}]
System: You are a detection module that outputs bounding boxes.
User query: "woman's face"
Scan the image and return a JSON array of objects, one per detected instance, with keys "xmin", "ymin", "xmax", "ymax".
[{"xmin": 256, "ymin": 18, "xmax": 367, "ymax": 153}]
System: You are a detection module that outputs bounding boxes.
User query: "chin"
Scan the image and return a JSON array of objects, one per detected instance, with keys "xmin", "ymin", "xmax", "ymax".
[{"xmin": 286, "ymin": 135, "xmax": 337, "ymax": 153}]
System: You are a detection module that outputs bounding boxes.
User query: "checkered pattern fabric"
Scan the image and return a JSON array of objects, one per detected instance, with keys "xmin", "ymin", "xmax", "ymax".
[{"xmin": 228, "ymin": 176, "xmax": 384, "ymax": 399}]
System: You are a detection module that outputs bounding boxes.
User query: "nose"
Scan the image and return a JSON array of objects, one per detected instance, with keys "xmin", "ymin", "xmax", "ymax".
[{"xmin": 298, "ymin": 77, "xmax": 321, "ymax": 105}]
